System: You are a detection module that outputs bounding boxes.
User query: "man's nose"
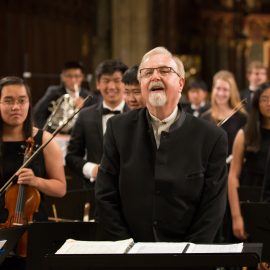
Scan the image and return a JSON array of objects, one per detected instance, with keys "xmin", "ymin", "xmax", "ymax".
[
  {"xmin": 71, "ymin": 76, "xmax": 79, "ymax": 83},
  {"xmin": 107, "ymin": 80, "xmax": 117, "ymax": 89},
  {"xmin": 150, "ymin": 69, "xmax": 161, "ymax": 80},
  {"xmin": 128, "ymin": 93, "xmax": 136, "ymax": 100}
]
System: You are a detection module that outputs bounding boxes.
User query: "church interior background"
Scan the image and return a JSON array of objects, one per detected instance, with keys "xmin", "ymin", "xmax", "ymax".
[{"xmin": 1, "ymin": 0, "xmax": 270, "ymax": 102}]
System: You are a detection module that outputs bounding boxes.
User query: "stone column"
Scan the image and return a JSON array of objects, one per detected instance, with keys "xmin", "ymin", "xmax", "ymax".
[
  {"xmin": 111, "ymin": 0, "xmax": 152, "ymax": 66},
  {"xmin": 92, "ymin": 0, "xmax": 112, "ymax": 70}
]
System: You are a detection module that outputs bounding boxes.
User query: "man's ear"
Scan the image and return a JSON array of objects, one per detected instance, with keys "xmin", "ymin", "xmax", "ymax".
[
  {"xmin": 60, "ymin": 72, "xmax": 64, "ymax": 83},
  {"xmin": 96, "ymin": 80, "xmax": 100, "ymax": 91},
  {"xmin": 178, "ymin": 78, "xmax": 185, "ymax": 93}
]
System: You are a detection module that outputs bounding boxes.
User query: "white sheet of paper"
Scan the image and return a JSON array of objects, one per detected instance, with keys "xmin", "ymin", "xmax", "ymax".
[
  {"xmin": 186, "ymin": 243, "xmax": 243, "ymax": 253},
  {"xmin": 128, "ymin": 242, "xmax": 188, "ymax": 254},
  {"xmin": 55, "ymin": 238, "xmax": 134, "ymax": 254},
  {"xmin": 0, "ymin": 240, "xmax": 6, "ymax": 249}
]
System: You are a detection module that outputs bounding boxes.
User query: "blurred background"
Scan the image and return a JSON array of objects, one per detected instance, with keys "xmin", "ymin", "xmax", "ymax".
[{"xmin": 1, "ymin": 0, "xmax": 270, "ymax": 103}]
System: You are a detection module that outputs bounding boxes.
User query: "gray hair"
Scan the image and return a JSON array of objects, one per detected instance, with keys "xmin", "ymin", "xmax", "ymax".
[
  {"xmin": 137, "ymin": 46, "xmax": 185, "ymax": 80},
  {"xmin": 172, "ymin": 56, "xmax": 185, "ymax": 79}
]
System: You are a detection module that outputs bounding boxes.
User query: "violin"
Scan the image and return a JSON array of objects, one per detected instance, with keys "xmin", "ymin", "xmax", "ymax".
[{"xmin": 1, "ymin": 137, "xmax": 41, "ymax": 257}]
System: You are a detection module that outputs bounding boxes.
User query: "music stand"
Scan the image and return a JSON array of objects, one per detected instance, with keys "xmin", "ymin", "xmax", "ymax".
[
  {"xmin": 44, "ymin": 189, "xmax": 95, "ymax": 220},
  {"xmin": 43, "ymin": 243, "xmax": 262, "ymax": 270},
  {"xmin": 26, "ymin": 221, "xmax": 97, "ymax": 270},
  {"xmin": 241, "ymin": 202, "xmax": 270, "ymax": 261},
  {"xmin": 238, "ymin": 185, "xmax": 262, "ymax": 202},
  {"xmin": 0, "ymin": 225, "xmax": 27, "ymax": 265}
]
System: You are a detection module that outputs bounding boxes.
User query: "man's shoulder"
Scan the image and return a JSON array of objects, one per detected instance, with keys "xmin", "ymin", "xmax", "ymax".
[
  {"xmin": 107, "ymin": 108, "xmax": 145, "ymax": 130},
  {"xmin": 200, "ymin": 109, "xmax": 211, "ymax": 120},
  {"xmin": 79, "ymin": 102, "xmax": 102, "ymax": 115},
  {"xmin": 185, "ymin": 113, "xmax": 226, "ymax": 137},
  {"xmin": 112, "ymin": 108, "xmax": 144, "ymax": 121},
  {"xmin": 183, "ymin": 115, "xmax": 227, "ymax": 153},
  {"xmin": 240, "ymin": 88, "xmax": 250, "ymax": 98},
  {"xmin": 46, "ymin": 85, "xmax": 65, "ymax": 93},
  {"xmin": 34, "ymin": 86, "xmax": 65, "ymax": 109},
  {"xmin": 74, "ymin": 103, "xmax": 102, "ymax": 127},
  {"xmin": 79, "ymin": 87, "xmax": 91, "ymax": 97},
  {"xmin": 241, "ymin": 87, "xmax": 249, "ymax": 93},
  {"xmin": 43, "ymin": 85, "xmax": 66, "ymax": 98}
]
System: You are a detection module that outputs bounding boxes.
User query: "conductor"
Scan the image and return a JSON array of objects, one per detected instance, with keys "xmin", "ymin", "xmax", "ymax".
[{"xmin": 95, "ymin": 47, "xmax": 228, "ymax": 243}]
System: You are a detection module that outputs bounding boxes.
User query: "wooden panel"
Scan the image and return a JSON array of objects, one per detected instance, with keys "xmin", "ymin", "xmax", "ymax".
[{"xmin": 0, "ymin": 0, "xmax": 96, "ymax": 105}]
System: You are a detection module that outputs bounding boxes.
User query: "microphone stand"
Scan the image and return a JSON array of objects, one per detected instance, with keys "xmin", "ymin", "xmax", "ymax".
[{"xmin": 0, "ymin": 95, "xmax": 92, "ymax": 196}]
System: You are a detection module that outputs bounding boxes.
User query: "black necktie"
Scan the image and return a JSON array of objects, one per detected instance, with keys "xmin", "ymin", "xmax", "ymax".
[{"xmin": 102, "ymin": 108, "xmax": 121, "ymax": 115}]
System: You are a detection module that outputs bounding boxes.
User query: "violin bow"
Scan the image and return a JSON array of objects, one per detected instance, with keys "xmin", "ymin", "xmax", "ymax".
[
  {"xmin": 0, "ymin": 94, "xmax": 92, "ymax": 195},
  {"xmin": 217, "ymin": 98, "xmax": 247, "ymax": 127}
]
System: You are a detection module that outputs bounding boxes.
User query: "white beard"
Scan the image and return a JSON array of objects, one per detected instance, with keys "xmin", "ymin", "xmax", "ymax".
[{"xmin": 148, "ymin": 91, "xmax": 167, "ymax": 107}]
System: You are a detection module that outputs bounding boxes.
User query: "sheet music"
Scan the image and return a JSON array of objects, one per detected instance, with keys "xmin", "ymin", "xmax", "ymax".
[
  {"xmin": 55, "ymin": 238, "xmax": 134, "ymax": 254},
  {"xmin": 186, "ymin": 243, "xmax": 243, "ymax": 253},
  {"xmin": 56, "ymin": 239, "xmax": 243, "ymax": 255},
  {"xmin": 0, "ymin": 240, "xmax": 6, "ymax": 249},
  {"xmin": 128, "ymin": 242, "xmax": 188, "ymax": 254}
]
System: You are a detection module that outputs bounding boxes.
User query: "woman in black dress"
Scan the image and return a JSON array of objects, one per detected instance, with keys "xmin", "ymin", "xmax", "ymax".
[
  {"xmin": 201, "ymin": 70, "xmax": 247, "ymax": 243},
  {"xmin": 228, "ymin": 82, "xmax": 270, "ymax": 240},
  {"xmin": 201, "ymin": 70, "xmax": 247, "ymax": 157},
  {"xmin": 0, "ymin": 76, "xmax": 66, "ymax": 223},
  {"xmin": 0, "ymin": 76, "xmax": 66, "ymax": 269}
]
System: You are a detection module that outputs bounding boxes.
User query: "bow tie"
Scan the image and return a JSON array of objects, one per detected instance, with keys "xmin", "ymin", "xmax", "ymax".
[{"xmin": 102, "ymin": 108, "xmax": 121, "ymax": 115}]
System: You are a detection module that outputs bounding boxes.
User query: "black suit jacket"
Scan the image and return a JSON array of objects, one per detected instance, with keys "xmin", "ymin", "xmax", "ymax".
[
  {"xmin": 95, "ymin": 107, "xmax": 228, "ymax": 243},
  {"xmin": 240, "ymin": 88, "xmax": 253, "ymax": 112},
  {"xmin": 65, "ymin": 102, "xmax": 129, "ymax": 181},
  {"xmin": 33, "ymin": 85, "xmax": 99, "ymax": 129}
]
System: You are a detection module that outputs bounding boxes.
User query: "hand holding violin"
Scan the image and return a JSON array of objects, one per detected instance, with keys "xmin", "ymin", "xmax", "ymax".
[{"xmin": 16, "ymin": 168, "xmax": 39, "ymax": 188}]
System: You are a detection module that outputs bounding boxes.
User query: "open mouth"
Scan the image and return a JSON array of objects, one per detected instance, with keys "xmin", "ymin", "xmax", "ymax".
[
  {"xmin": 149, "ymin": 81, "xmax": 165, "ymax": 92},
  {"xmin": 150, "ymin": 86, "xmax": 164, "ymax": 92},
  {"xmin": 151, "ymin": 88, "xmax": 164, "ymax": 92}
]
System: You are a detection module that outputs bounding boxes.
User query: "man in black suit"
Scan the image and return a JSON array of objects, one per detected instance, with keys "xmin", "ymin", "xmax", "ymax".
[
  {"xmin": 184, "ymin": 79, "xmax": 210, "ymax": 117},
  {"xmin": 95, "ymin": 47, "xmax": 228, "ymax": 243},
  {"xmin": 65, "ymin": 59, "xmax": 128, "ymax": 187},
  {"xmin": 240, "ymin": 61, "xmax": 267, "ymax": 112},
  {"xmin": 122, "ymin": 64, "xmax": 145, "ymax": 110},
  {"xmin": 33, "ymin": 61, "xmax": 98, "ymax": 133}
]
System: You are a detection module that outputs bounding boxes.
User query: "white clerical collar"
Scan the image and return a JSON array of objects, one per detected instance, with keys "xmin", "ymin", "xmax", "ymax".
[
  {"xmin": 103, "ymin": 100, "xmax": 125, "ymax": 112},
  {"xmin": 149, "ymin": 106, "xmax": 178, "ymax": 126}
]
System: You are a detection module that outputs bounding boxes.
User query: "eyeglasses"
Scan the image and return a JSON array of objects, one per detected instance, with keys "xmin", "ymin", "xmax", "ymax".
[
  {"xmin": 0, "ymin": 97, "xmax": 29, "ymax": 106},
  {"xmin": 139, "ymin": 66, "xmax": 180, "ymax": 79},
  {"xmin": 259, "ymin": 96, "xmax": 270, "ymax": 104}
]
